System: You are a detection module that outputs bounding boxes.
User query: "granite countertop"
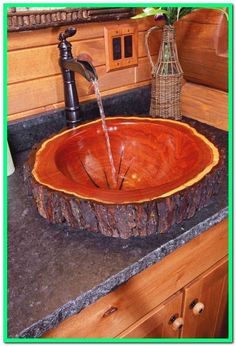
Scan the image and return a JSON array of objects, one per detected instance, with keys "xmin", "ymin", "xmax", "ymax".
[{"xmin": 8, "ymin": 116, "xmax": 228, "ymax": 339}]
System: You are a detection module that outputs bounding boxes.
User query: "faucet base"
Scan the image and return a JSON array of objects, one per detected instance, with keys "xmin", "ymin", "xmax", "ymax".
[{"xmin": 65, "ymin": 107, "xmax": 81, "ymax": 128}]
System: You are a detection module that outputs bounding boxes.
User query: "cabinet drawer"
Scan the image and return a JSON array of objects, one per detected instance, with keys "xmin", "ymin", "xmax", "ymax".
[{"xmin": 42, "ymin": 219, "xmax": 228, "ymax": 338}]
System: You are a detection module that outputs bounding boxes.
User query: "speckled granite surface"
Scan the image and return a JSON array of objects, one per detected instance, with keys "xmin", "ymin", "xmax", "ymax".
[
  {"xmin": 8, "ymin": 114, "xmax": 228, "ymax": 338},
  {"xmin": 8, "ymin": 86, "xmax": 150, "ymax": 154}
]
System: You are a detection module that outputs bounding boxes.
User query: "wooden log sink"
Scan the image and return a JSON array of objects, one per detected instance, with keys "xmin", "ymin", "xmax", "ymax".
[{"xmin": 24, "ymin": 117, "xmax": 221, "ymax": 239}]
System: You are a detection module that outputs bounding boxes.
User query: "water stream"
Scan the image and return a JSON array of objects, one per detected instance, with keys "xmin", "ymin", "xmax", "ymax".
[{"xmin": 92, "ymin": 79, "xmax": 117, "ymax": 188}]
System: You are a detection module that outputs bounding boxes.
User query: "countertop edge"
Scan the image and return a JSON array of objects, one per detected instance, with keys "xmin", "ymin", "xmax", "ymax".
[{"xmin": 16, "ymin": 206, "xmax": 228, "ymax": 339}]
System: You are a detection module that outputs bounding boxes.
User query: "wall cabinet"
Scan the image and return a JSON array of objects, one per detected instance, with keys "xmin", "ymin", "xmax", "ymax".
[{"xmin": 43, "ymin": 219, "xmax": 228, "ymax": 339}]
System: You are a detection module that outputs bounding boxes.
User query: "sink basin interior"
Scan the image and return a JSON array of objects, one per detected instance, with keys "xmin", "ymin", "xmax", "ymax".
[{"xmin": 33, "ymin": 117, "xmax": 219, "ymax": 204}]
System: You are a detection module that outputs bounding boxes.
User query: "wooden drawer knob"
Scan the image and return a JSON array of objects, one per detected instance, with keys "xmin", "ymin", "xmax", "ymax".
[
  {"xmin": 170, "ymin": 316, "xmax": 184, "ymax": 331},
  {"xmin": 192, "ymin": 302, "xmax": 205, "ymax": 315}
]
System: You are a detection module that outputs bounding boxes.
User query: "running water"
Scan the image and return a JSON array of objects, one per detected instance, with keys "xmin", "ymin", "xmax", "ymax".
[{"xmin": 92, "ymin": 79, "xmax": 117, "ymax": 187}]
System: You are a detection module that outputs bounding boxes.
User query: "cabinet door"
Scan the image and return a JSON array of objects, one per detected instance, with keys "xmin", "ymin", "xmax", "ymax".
[
  {"xmin": 181, "ymin": 256, "xmax": 228, "ymax": 338},
  {"xmin": 117, "ymin": 292, "xmax": 183, "ymax": 339}
]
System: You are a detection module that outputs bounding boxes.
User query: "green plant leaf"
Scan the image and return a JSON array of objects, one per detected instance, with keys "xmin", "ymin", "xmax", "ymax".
[
  {"xmin": 131, "ymin": 8, "xmax": 169, "ymax": 20},
  {"xmin": 177, "ymin": 7, "xmax": 182, "ymax": 21},
  {"xmin": 131, "ymin": 12, "xmax": 152, "ymax": 19},
  {"xmin": 178, "ymin": 8, "xmax": 194, "ymax": 21},
  {"xmin": 143, "ymin": 7, "xmax": 158, "ymax": 14},
  {"xmin": 131, "ymin": 6, "xmax": 228, "ymax": 24}
]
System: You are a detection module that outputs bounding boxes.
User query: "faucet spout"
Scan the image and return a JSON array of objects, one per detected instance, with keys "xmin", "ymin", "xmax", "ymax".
[
  {"xmin": 58, "ymin": 27, "xmax": 97, "ymax": 128},
  {"xmin": 63, "ymin": 58, "xmax": 98, "ymax": 83}
]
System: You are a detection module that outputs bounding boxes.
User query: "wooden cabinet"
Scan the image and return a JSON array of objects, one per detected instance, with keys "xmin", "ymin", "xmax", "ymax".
[
  {"xmin": 117, "ymin": 292, "xmax": 183, "ymax": 338},
  {"xmin": 42, "ymin": 219, "xmax": 228, "ymax": 339},
  {"xmin": 181, "ymin": 257, "xmax": 228, "ymax": 338},
  {"xmin": 117, "ymin": 257, "xmax": 228, "ymax": 339}
]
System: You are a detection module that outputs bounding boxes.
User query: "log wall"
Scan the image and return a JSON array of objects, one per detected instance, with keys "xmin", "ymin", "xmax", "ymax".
[{"xmin": 8, "ymin": 9, "xmax": 228, "ymax": 129}]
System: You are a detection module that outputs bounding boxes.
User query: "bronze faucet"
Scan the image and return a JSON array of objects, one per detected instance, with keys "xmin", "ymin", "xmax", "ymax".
[{"xmin": 58, "ymin": 27, "xmax": 98, "ymax": 128}]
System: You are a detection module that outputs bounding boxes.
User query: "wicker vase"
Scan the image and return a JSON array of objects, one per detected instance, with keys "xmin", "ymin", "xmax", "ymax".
[{"xmin": 145, "ymin": 25, "xmax": 183, "ymax": 119}]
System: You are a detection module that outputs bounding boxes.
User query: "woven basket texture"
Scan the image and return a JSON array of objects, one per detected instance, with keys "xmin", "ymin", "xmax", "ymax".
[{"xmin": 146, "ymin": 25, "xmax": 183, "ymax": 119}]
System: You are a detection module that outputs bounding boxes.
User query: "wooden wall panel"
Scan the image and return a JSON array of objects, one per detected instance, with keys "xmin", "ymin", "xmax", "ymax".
[
  {"xmin": 7, "ymin": 23, "xmax": 109, "ymax": 51},
  {"xmin": 8, "ymin": 26, "xmax": 161, "ymax": 85},
  {"xmin": 8, "ymin": 38, "xmax": 106, "ymax": 84},
  {"xmin": 215, "ymin": 13, "xmax": 228, "ymax": 56},
  {"xmin": 8, "ymin": 75, "xmax": 64, "ymax": 115},
  {"xmin": 8, "ymin": 54, "xmax": 157, "ymax": 116},
  {"xmin": 9, "ymin": 27, "xmax": 163, "ymax": 85},
  {"xmin": 7, "ymin": 16, "xmax": 159, "ymax": 119},
  {"xmin": 181, "ymin": 82, "xmax": 228, "ymax": 131},
  {"xmin": 138, "ymin": 31, "xmax": 161, "ymax": 57},
  {"xmin": 7, "ymin": 9, "xmax": 228, "ymax": 127},
  {"xmin": 135, "ymin": 56, "xmax": 156, "ymax": 83},
  {"xmin": 8, "ymin": 64, "xmax": 137, "ymax": 115},
  {"xmin": 7, "ymin": 22, "xmax": 105, "ymax": 51},
  {"xmin": 176, "ymin": 9, "xmax": 228, "ymax": 91},
  {"xmin": 7, "ymin": 17, "xmax": 156, "ymax": 51}
]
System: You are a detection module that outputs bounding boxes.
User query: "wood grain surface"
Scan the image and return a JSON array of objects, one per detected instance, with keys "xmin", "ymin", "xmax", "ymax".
[
  {"xmin": 181, "ymin": 83, "xmax": 228, "ymax": 131},
  {"xmin": 8, "ymin": 9, "xmax": 228, "ymax": 121},
  {"xmin": 117, "ymin": 292, "xmax": 183, "ymax": 338},
  {"xmin": 42, "ymin": 219, "xmax": 228, "ymax": 338},
  {"xmin": 23, "ymin": 116, "xmax": 225, "ymax": 238},
  {"xmin": 181, "ymin": 257, "xmax": 228, "ymax": 338},
  {"xmin": 176, "ymin": 9, "xmax": 228, "ymax": 91},
  {"xmin": 32, "ymin": 117, "xmax": 219, "ymax": 204}
]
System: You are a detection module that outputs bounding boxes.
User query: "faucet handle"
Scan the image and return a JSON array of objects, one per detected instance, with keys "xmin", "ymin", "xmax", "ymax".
[{"xmin": 59, "ymin": 27, "xmax": 76, "ymax": 42}]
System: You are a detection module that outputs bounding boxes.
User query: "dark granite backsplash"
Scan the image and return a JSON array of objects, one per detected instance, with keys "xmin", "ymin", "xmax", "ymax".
[{"xmin": 8, "ymin": 85, "xmax": 151, "ymax": 154}]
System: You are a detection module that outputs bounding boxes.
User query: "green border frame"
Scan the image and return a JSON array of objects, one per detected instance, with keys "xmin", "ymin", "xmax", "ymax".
[{"xmin": 3, "ymin": 2, "xmax": 233, "ymax": 343}]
